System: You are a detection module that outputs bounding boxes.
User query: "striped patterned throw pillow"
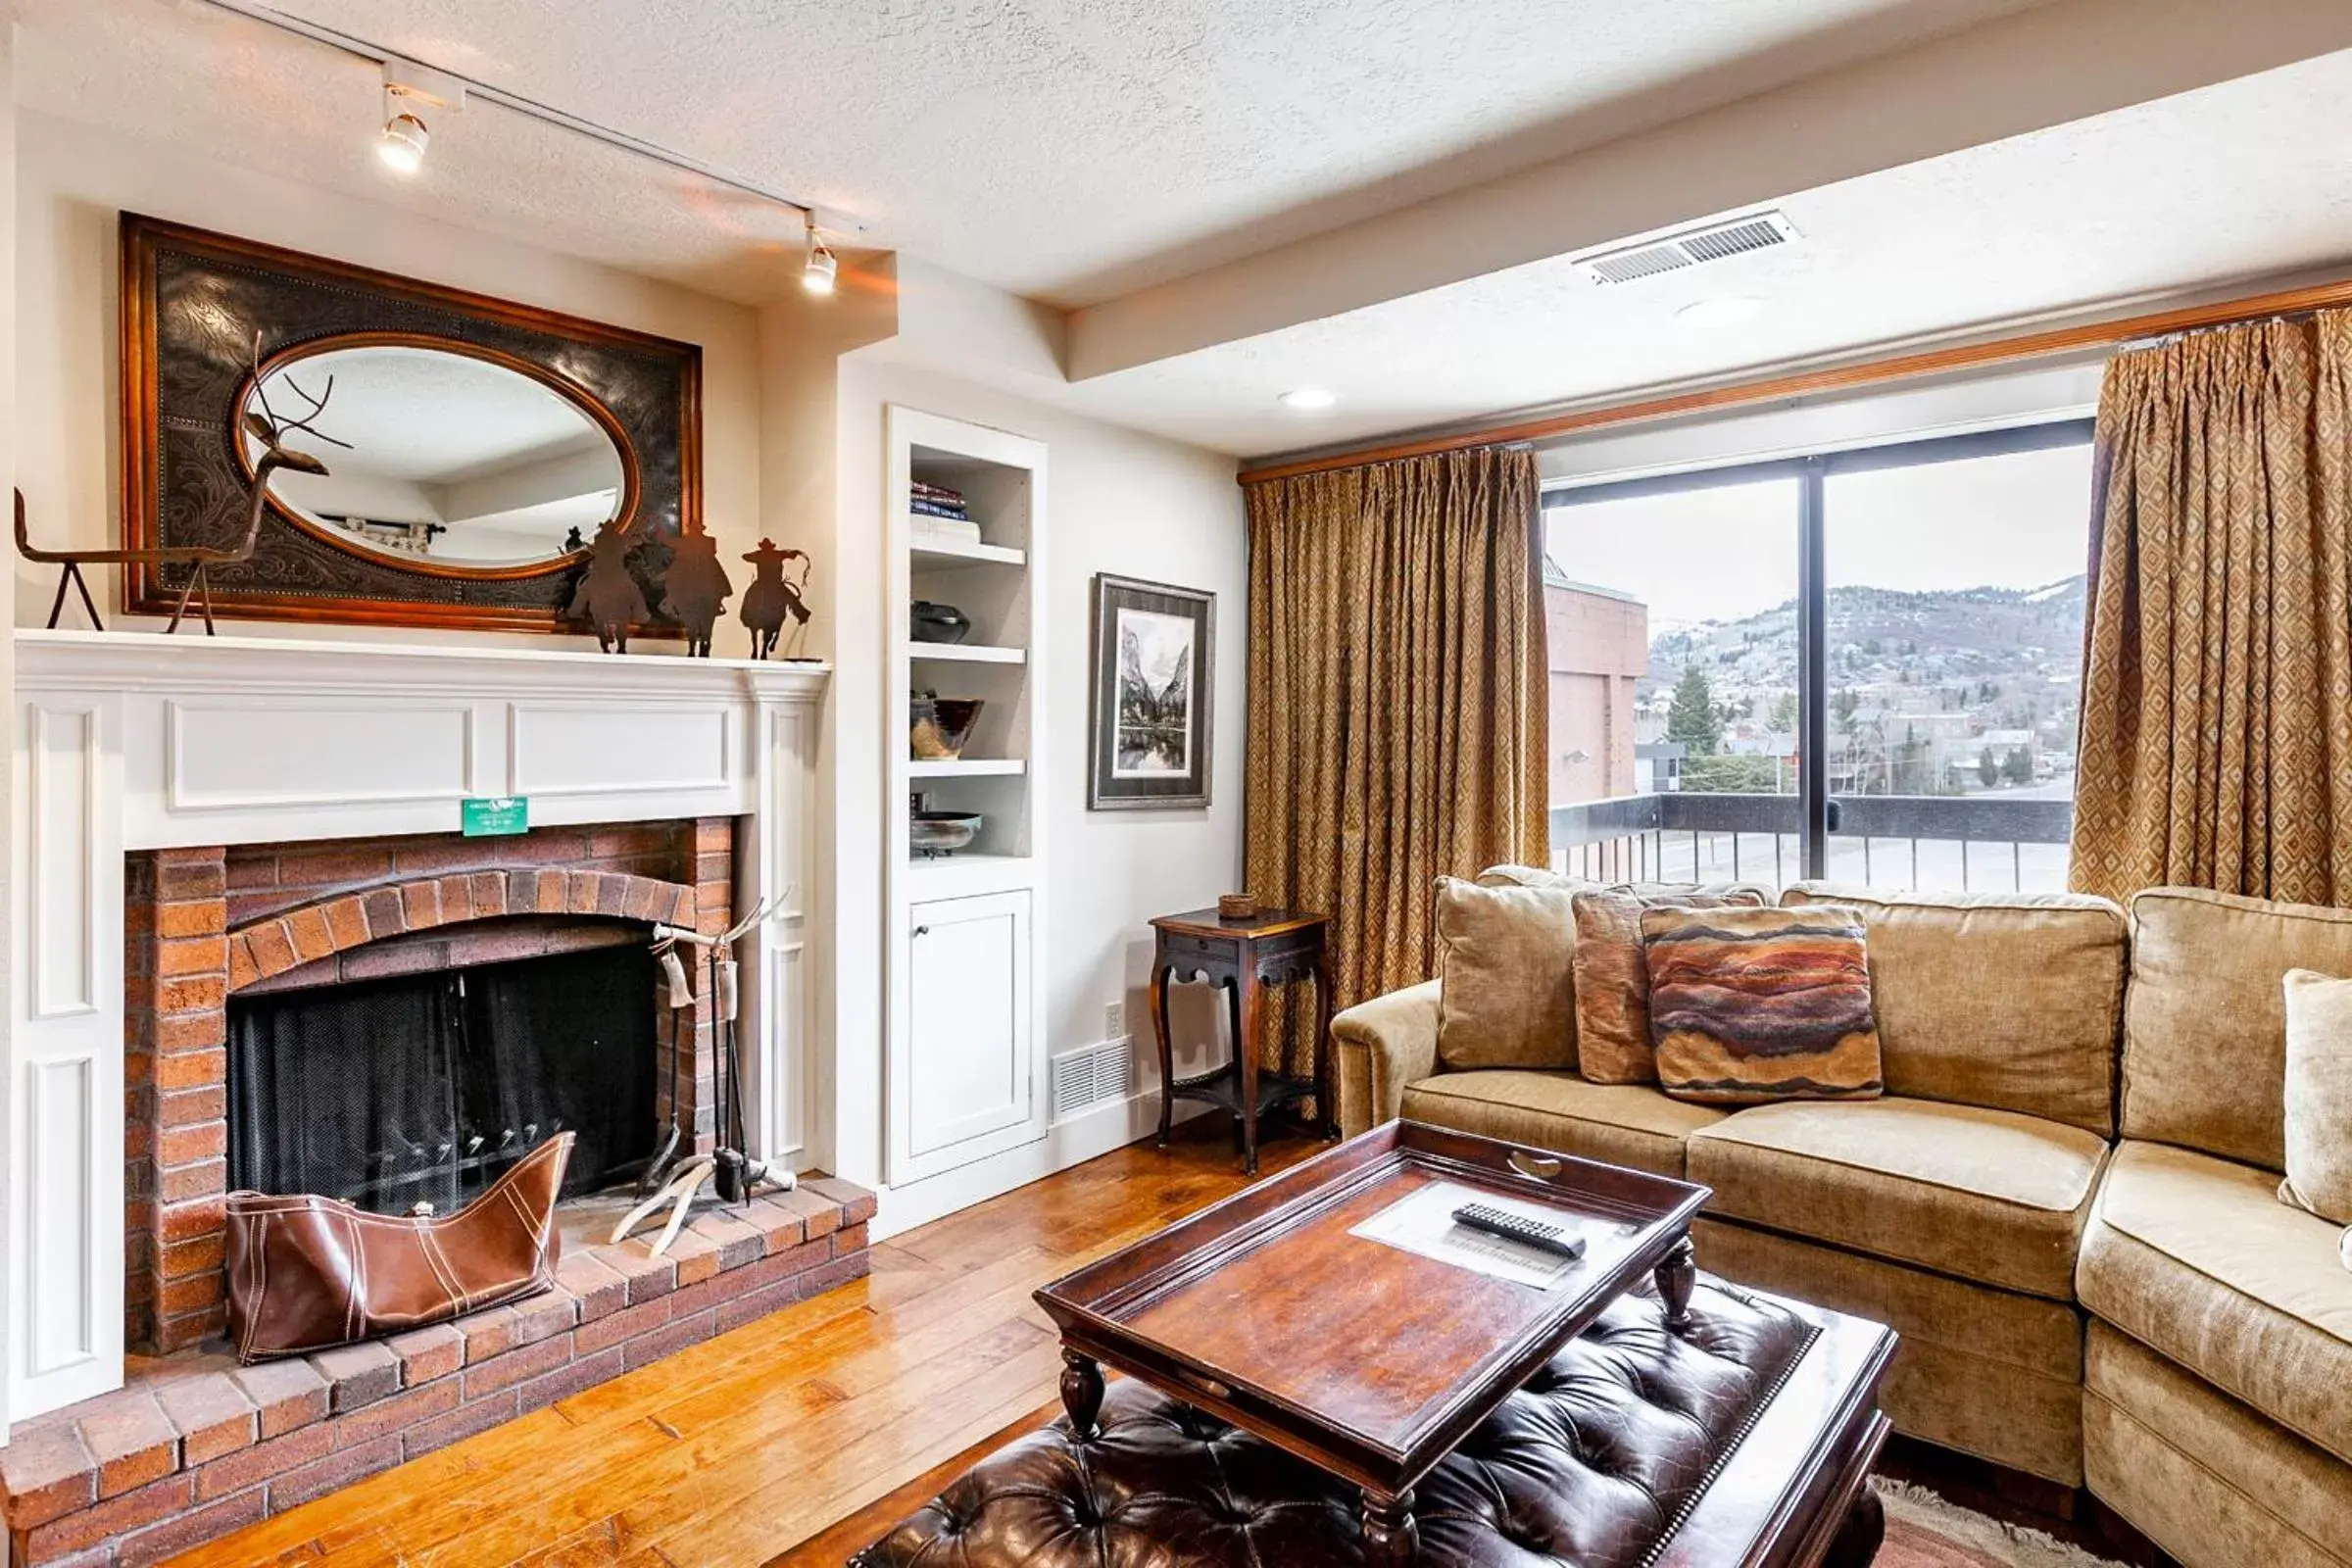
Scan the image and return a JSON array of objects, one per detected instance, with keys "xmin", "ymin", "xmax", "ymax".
[{"xmin": 1642, "ymin": 905, "xmax": 1885, "ymax": 1104}]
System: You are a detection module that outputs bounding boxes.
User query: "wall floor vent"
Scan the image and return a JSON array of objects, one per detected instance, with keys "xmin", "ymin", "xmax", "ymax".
[{"xmin": 1051, "ymin": 1037, "xmax": 1136, "ymax": 1122}]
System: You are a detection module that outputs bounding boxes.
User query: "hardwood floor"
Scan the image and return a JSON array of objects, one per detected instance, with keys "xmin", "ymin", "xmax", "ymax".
[{"xmin": 170, "ymin": 1120, "xmax": 1323, "ymax": 1568}]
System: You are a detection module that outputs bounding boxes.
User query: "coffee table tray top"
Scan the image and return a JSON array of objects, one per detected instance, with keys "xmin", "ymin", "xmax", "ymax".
[{"xmin": 1035, "ymin": 1120, "xmax": 1710, "ymax": 1496}]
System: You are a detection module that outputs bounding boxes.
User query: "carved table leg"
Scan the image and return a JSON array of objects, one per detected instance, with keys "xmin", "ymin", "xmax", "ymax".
[
  {"xmin": 1150, "ymin": 961, "xmax": 1175, "ymax": 1150},
  {"xmin": 1656, "ymin": 1235, "xmax": 1697, "ymax": 1331},
  {"xmin": 1361, "ymin": 1487, "xmax": 1418, "ymax": 1568},
  {"xmin": 1059, "ymin": 1350, "xmax": 1105, "ymax": 1439},
  {"xmin": 1822, "ymin": 1483, "xmax": 1885, "ymax": 1568}
]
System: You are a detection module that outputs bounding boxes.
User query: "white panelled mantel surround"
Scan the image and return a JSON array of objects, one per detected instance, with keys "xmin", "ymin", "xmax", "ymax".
[{"xmin": 6, "ymin": 629, "xmax": 827, "ymax": 1426}]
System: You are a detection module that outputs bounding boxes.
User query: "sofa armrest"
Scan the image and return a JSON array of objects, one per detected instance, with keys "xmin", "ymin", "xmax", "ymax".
[{"xmin": 1331, "ymin": 980, "xmax": 1442, "ymax": 1138}]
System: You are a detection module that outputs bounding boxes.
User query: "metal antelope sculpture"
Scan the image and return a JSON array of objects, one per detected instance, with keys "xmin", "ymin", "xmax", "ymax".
[{"xmin": 17, "ymin": 336, "xmax": 345, "ymax": 634}]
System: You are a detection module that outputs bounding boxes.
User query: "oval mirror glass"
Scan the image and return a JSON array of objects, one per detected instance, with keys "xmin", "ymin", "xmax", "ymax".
[{"xmin": 241, "ymin": 343, "xmax": 625, "ymax": 569}]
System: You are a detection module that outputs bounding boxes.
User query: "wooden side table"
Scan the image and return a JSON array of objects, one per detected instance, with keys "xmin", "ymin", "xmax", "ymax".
[{"xmin": 1147, "ymin": 906, "xmax": 1333, "ymax": 1175}]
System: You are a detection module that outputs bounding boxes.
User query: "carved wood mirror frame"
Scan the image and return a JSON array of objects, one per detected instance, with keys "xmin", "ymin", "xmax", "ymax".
[{"xmin": 120, "ymin": 214, "xmax": 703, "ymax": 635}]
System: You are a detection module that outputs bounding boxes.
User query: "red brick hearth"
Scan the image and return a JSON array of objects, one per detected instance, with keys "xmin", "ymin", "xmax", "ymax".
[
  {"xmin": 122, "ymin": 820, "xmax": 734, "ymax": 1355},
  {"xmin": 0, "ymin": 1183, "xmax": 873, "ymax": 1566},
  {"xmin": 1, "ymin": 812, "xmax": 876, "ymax": 1565}
]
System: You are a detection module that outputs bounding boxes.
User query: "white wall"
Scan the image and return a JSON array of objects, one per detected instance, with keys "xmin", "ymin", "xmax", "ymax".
[
  {"xmin": 12, "ymin": 111, "xmax": 766, "ymax": 648},
  {"xmin": 821, "ymin": 345, "xmax": 1247, "ymax": 1190}
]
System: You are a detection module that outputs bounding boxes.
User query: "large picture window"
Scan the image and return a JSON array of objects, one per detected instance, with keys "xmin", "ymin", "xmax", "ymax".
[{"xmin": 1543, "ymin": 420, "xmax": 2095, "ymax": 892}]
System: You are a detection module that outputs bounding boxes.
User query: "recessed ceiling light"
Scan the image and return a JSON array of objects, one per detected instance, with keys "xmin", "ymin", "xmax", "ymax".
[
  {"xmin": 1675, "ymin": 296, "xmax": 1766, "ymax": 329},
  {"xmin": 1279, "ymin": 387, "xmax": 1337, "ymax": 412}
]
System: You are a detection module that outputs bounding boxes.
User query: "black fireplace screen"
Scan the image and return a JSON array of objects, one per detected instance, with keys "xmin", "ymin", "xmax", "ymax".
[{"xmin": 227, "ymin": 945, "xmax": 658, "ymax": 1214}]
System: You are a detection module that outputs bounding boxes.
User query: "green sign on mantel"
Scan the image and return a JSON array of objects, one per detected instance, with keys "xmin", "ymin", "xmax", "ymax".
[{"xmin": 461, "ymin": 796, "xmax": 529, "ymax": 837}]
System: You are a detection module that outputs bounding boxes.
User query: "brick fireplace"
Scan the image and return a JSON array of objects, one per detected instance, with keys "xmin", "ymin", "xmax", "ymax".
[
  {"xmin": 6, "ymin": 631, "xmax": 842, "ymax": 1564},
  {"xmin": 121, "ymin": 818, "xmax": 735, "ymax": 1355}
]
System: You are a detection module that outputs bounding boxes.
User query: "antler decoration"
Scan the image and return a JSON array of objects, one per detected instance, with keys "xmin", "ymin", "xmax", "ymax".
[{"xmin": 15, "ymin": 334, "xmax": 346, "ymax": 634}]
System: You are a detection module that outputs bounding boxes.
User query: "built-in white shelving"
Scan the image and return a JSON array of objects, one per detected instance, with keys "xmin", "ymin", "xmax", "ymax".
[
  {"xmin": 909, "ymin": 532, "xmax": 1026, "ymax": 568},
  {"xmin": 906, "ymin": 641, "xmax": 1025, "ymax": 665},
  {"xmin": 887, "ymin": 406, "xmax": 1048, "ymax": 1199},
  {"xmin": 909, "ymin": 758, "xmax": 1026, "ymax": 778}
]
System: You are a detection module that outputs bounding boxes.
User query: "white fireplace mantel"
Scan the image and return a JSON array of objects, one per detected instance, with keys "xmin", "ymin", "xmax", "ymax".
[{"xmin": 6, "ymin": 629, "xmax": 828, "ymax": 1425}]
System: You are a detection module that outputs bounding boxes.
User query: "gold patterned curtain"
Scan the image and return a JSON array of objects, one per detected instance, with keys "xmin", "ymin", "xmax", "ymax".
[
  {"xmin": 1243, "ymin": 446, "xmax": 1548, "ymax": 1069},
  {"xmin": 2069, "ymin": 311, "xmax": 2352, "ymax": 904}
]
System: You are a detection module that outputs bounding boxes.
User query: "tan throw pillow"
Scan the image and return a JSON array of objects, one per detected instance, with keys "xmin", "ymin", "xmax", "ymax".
[
  {"xmin": 1571, "ymin": 888, "xmax": 1769, "ymax": 1085},
  {"xmin": 1644, "ymin": 905, "xmax": 1885, "ymax": 1105},
  {"xmin": 2279, "ymin": 970, "xmax": 2352, "ymax": 1230},
  {"xmin": 1434, "ymin": 878, "xmax": 1579, "ymax": 1072}
]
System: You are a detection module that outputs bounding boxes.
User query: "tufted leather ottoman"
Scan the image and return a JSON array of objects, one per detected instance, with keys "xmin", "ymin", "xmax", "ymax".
[{"xmin": 853, "ymin": 1278, "xmax": 1893, "ymax": 1567}]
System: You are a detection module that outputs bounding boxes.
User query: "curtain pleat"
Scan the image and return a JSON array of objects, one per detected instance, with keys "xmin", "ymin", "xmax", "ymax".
[
  {"xmin": 2070, "ymin": 311, "xmax": 2352, "ymax": 904},
  {"xmin": 1243, "ymin": 447, "xmax": 1547, "ymax": 1071}
]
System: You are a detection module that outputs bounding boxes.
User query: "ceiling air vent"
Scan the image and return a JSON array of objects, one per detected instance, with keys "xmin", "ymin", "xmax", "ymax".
[{"xmin": 1575, "ymin": 211, "xmax": 1799, "ymax": 286}]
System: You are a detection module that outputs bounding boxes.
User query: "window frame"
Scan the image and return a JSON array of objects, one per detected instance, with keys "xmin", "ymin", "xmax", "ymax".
[{"xmin": 1542, "ymin": 416, "xmax": 2097, "ymax": 879}]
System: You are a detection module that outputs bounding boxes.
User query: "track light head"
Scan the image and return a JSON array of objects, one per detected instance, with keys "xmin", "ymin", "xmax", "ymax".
[
  {"xmin": 802, "ymin": 216, "xmax": 837, "ymax": 296},
  {"xmin": 377, "ymin": 88, "xmax": 430, "ymax": 175},
  {"xmin": 375, "ymin": 63, "xmax": 463, "ymax": 177}
]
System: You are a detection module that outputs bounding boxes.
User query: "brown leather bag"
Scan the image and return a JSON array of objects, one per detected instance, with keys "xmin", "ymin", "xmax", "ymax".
[{"xmin": 224, "ymin": 1131, "xmax": 572, "ymax": 1361}]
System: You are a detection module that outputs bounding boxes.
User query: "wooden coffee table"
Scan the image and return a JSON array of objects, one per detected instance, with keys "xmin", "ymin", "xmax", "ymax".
[{"xmin": 1034, "ymin": 1120, "xmax": 1716, "ymax": 1566}]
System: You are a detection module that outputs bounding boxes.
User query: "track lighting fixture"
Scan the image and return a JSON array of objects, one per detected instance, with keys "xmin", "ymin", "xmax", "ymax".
[
  {"xmin": 802, "ymin": 216, "xmax": 838, "ymax": 296},
  {"xmin": 377, "ymin": 85, "xmax": 429, "ymax": 174},
  {"xmin": 374, "ymin": 60, "xmax": 464, "ymax": 178}
]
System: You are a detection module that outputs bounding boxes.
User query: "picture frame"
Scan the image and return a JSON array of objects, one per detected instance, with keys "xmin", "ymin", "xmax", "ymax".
[{"xmin": 1089, "ymin": 574, "xmax": 1215, "ymax": 809}]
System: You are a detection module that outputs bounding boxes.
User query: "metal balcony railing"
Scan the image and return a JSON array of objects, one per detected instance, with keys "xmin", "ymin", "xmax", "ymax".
[{"xmin": 1549, "ymin": 792, "xmax": 2076, "ymax": 892}]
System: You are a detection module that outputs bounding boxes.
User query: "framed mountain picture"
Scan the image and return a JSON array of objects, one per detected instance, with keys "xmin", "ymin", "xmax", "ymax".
[{"xmin": 1089, "ymin": 574, "xmax": 1214, "ymax": 809}]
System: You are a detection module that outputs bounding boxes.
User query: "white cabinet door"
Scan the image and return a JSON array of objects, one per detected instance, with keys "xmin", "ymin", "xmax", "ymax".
[{"xmin": 894, "ymin": 889, "xmax": 1037, "ymax": 1183}]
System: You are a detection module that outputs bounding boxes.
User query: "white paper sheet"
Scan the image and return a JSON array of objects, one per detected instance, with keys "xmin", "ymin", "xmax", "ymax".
[{"xmin": 1348, "ymin": 1180, "xmax": 1623, "ymax": 1291}]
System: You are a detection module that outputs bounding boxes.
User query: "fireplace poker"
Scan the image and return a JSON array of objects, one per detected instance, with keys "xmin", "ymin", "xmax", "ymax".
[{"xmin": 614, "ymin": 899, "xmax": 790, "ymax": 1254}]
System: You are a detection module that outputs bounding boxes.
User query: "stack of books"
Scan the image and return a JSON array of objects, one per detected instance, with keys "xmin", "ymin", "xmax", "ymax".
[
  {"xmin": 910, "ymin": 480, "xmax": 983, "ymax": 544},
  {"xmin": 911, "ymin": 480, "xmax": 967, "ymax": 521}
]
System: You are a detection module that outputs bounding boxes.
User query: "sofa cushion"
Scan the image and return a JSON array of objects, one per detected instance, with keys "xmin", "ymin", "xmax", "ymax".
[
  {"xmin": 1688, "ymin": 1098, "xmax": 2107, "ymax": 1299},
  {"xmin": 1695, "ymin": 1216, "xmax": 2086, "ymax": 1485},
  {"xmin": 2281, "ymin": 969, "xmax": 2352, "ymax": 1226},
  {"xmin": 1644, "ymin": 905, "xmax": 1884, "ymax": 1105},
  {"xmin": 1474, "ymin": 864, "xmax": 1600, "ymax": 892},
  {"xmin": 1569, "ymin": 887, "xmax": 1769, "ymax": 1087},
  {"xmin": 2084, "ymin": 1324, "xmax": 2352, "ymax": 1568},
  {"xmin": 1433, "ymin": 879, "xmax": 1579, "ymax": 1072},
  {"xmin": 2124, "ymin": 887, "xmax": 2352, "ymax": 1171},
  {"xmin": 1782, "ymin": 884, "xmax": 2124, "ymax": 1136},
  {"xmin": 1400, "ymin": 1070, "xmax": 1727, "ymax": 1179},
  {"xmin": 2078, "ymin": 1139, "xmax": 2352, "ymax": 1465}
]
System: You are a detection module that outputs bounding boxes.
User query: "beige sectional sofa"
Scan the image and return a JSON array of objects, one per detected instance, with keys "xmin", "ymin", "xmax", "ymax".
[{"xmin": 1330, "ymin": 876, "xmax": 2352, "ymax": 1568}]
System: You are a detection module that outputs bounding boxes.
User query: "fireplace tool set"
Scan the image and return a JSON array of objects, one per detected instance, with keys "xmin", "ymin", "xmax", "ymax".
[{"xmin": 612, "ymin": 897, "xmax": 793, "ymax": 1254}]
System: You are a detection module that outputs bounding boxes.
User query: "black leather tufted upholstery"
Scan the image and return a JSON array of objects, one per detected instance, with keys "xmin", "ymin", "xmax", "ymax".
[{"xmin": 855, "ymin": 1279, "xmax": 1816, "ymax": 1567}]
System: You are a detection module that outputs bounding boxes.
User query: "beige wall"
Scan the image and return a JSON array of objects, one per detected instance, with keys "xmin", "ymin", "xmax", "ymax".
[{"xmin": 12, "ymin": 111, "xmax": 768, "ymax": 648}]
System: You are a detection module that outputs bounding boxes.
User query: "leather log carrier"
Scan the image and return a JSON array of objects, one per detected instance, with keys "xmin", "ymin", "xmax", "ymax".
[{"xmin": 224, "ymin": 1131, "xmax": 572, "ymax": 1361}]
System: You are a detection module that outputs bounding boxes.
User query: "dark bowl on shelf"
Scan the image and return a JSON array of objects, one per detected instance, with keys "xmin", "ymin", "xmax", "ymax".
[
  {"xmin": 910, "ymin": 696, "xmax": 987, "ymax": 760},
  {"xmin": 911, "ymin": 810, "xmax": 984, "ymax": 858},
  {"xmin": 911, "ymin": 602, "xmax": 972, "ymax": 644}
]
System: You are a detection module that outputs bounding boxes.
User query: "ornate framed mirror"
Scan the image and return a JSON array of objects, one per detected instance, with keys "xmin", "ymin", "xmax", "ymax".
[{"xmin": 121, "ymin": 215, "xmax": 701, "ymax": 634}]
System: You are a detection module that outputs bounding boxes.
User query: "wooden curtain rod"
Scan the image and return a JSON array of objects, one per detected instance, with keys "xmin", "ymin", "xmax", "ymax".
[{"xmin": 1235, "ymin": 272, "xmax": 2352, "ymax": 487}]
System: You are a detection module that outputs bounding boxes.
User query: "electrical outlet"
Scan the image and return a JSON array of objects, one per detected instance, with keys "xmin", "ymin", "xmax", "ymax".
[{"xmin": 1104, "ymin": 1000, "xmax": 1126, "ymax": 1040}]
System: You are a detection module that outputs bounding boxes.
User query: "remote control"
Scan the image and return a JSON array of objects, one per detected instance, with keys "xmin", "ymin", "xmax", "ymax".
[{"xmin": 1451, "ymin": 1202, "xmax": 1586, "ymax": 1261}]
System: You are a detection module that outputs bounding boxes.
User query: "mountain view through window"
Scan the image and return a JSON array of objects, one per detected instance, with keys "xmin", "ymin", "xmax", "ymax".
[{"xmin": 1544, "ymin": 437, "xmax": 2094, "ymax": 892}]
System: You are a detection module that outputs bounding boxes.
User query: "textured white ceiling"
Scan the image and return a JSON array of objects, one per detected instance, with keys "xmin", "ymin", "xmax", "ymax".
[
  {"xmin": 1072, "ymin": 47, "xmax": 2352, "ymax": 456},
  {"xmin": 132, "ymin": 0, "xmax": 2049, "ymax": 306},
  {"xmin": 26, "ymin": 0, "xmax": 2352, "ymax": 463}
]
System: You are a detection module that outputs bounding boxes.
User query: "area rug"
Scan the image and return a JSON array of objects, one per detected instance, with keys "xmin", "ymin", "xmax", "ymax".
[{"xmin": 1875, "ymin": 1480, "xmax": 2130, "ymax": 1568}]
